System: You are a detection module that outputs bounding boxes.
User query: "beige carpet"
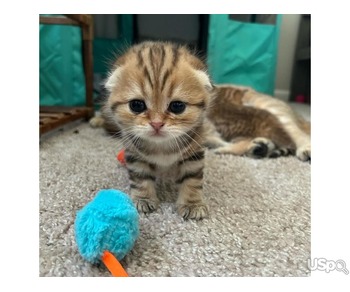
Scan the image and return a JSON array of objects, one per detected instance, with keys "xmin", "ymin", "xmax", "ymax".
[{"xmin": 39, "ymin": 122, "xmax": 311, "ymax": 277}]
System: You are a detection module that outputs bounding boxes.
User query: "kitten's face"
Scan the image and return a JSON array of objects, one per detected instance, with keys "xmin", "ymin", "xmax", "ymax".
[{"xmin": 105, "ymin": 42, "xmax": 212, "ymax": 144}]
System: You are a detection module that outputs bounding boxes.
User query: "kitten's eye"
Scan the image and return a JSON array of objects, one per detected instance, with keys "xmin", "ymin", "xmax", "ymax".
[
  {"xmin": 129, "ymin": 99, "xmax": 147, "ymax": 114},
  {"xmin": 168, "ymin": 101, "xmax": 186, "ymax": 114}
]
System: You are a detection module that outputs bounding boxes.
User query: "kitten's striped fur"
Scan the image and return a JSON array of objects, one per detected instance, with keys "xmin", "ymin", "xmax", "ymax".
[
  {"xmin": 93, "ymin": 41, "xmax": 311, "ymax": 219},
  {"xmin": 103, "ymin": 42, "xmax": 211, "ymax": 219}
]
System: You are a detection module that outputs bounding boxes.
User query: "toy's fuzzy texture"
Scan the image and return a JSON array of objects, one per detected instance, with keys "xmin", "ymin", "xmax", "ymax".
[{"xmin": 75, "ymin": 189, "xmax": 139, "ymax": 263}]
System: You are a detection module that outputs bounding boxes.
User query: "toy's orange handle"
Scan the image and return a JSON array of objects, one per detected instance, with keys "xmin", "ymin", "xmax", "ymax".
[
  {"xmin": 116, "ymin": 149, "xmax": 126, "ymax": 166},
  {"xmin": 102, "ymin": 251, "xmax": 128, "ymax": 277}
]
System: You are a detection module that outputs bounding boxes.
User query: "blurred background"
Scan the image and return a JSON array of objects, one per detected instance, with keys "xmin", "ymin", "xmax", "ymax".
[{"xmin": 39, "ymin": 14, "xmax": 310, "ymax": 134}]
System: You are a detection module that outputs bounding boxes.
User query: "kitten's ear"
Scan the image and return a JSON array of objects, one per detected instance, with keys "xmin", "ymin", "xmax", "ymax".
[
  {"xmin": 105, "ymin": 67, "xmax": 123, "ymax": 92},
  {"xmin": 194, "ymin": 69, "xmax": 213, "ymax": 91},
  {"xmin": 187, "ymin": 54, "xmax": 213, "ymax": 91}
]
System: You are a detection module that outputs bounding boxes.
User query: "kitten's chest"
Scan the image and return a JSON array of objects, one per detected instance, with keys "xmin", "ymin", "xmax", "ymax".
[
  {"xmin": 140, "ymin": 152, "xmax": 181, "ymax": 180},
  {"xmin": 154, "ymin": 163, "xmax": 178, "ymax": 181},
  {"xmin": 142, "ymin": 152, "xmax": 181, "ymax": 168}
]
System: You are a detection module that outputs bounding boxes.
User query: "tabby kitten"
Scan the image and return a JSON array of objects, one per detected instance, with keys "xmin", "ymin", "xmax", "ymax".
[{"xmin": 103, "ymin": 42, "xmax": 212, "ymax": 219}]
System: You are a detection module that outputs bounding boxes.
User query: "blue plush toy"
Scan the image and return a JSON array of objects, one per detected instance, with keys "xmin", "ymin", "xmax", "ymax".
[{"xmin": 74, "ymin": 189, "xmax": 139, "ymax": 277}]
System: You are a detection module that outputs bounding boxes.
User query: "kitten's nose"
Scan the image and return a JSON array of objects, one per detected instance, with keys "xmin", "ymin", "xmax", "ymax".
[{"xmin": 150, "ymin": 122, "xmax": 164, "ymax": 131}]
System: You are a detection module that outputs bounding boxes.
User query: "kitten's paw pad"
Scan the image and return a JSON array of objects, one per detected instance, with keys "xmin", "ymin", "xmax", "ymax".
[
  {"xmin": 296, "ymin": 145, "xmax": 311, "ymax": 162},
  {"xmin": 89, "ymin": 116, "xmax": 104, "ymax": 128},
  {"xmin": 247, "ymin": 138, "xmax": 275, "ymax": 158},
  {"xmin": 177, "ymin": 203, "xmax": 209, "ymax": 220},
  {"xmin": 134, "ymin": 198, "xmax": 159, "ymax": 213}
]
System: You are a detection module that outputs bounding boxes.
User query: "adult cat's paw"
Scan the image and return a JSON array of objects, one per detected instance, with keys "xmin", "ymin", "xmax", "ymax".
[
  {"xmin": 246, "ymin": 137, "xmax": 275, "ymax": 158},
  {"xmin": 134, "ymin": 198, "xmax": 159, "ymax": 213},
  {"xmin": 296, "ymin": 144, "xmax": 311, "ymax": 162},
  {"xmin": 177, "ymin": 203, "xmax": 209, "ymax": 220}
]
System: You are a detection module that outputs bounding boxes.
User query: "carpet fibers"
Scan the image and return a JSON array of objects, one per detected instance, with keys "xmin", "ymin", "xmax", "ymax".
[{"xmin": 39, "ymin": 123, "xmax": 311, "ymax": 277}]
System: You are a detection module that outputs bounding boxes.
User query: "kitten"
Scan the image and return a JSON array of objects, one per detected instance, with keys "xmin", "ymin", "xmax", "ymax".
[
  {"xmin": 102, "ymin": 42, "xmax": 212, "ymax": 219},
  {"xmin": 94, "ymin": 41, "xmax": 311, "ymax": 219}
]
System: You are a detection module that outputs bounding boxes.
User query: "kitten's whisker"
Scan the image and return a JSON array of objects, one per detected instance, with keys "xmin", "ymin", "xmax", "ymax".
[
  {"xmin": 117, "ymin": 128, "xmax": 140, "ymax": 150},
  {"xmin": 181, "ymin": 131, "xmax": 203, "ymax": 150},
  {"xmin": 171, "ymin": 129, "xmax": 203, "ymax": 153},
  {"xmin": 173, "ymin": 131, "xmax": 199, "ymax": 160},
  {"xmin": 184, "ymin": 127, "xmax": 204, "ymax": 142},
  {"xmin": 169, "ymin": 132, "xmax": 185, "ymax": 164}
]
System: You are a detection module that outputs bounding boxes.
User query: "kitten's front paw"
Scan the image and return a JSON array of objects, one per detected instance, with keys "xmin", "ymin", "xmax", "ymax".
[
  {"xmin": 177, "ymin": 203, "xmax": 209, "ymax": 220},
  {"xmin": 134, "ymin": 198, "xmax": 159, "ymax": 213},
  {"xmin": 296, "ymin": 144, "xmax": 311, "ymax": 162}
]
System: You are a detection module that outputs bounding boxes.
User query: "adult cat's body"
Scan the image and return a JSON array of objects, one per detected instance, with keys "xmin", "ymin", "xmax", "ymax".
[
  {"xmin": 93, "ymin": 41, "xmax": 311, "ymax": 219},
  {"xmin": 207, "ymin": 84, "xmax": 310, "ymax": 161}
]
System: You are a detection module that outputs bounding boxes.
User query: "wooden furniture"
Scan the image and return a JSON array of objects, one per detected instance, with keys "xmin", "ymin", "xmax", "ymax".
[{"xmin": 39, "ymin": 14, "xmax": 94, "ymax": 136}]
